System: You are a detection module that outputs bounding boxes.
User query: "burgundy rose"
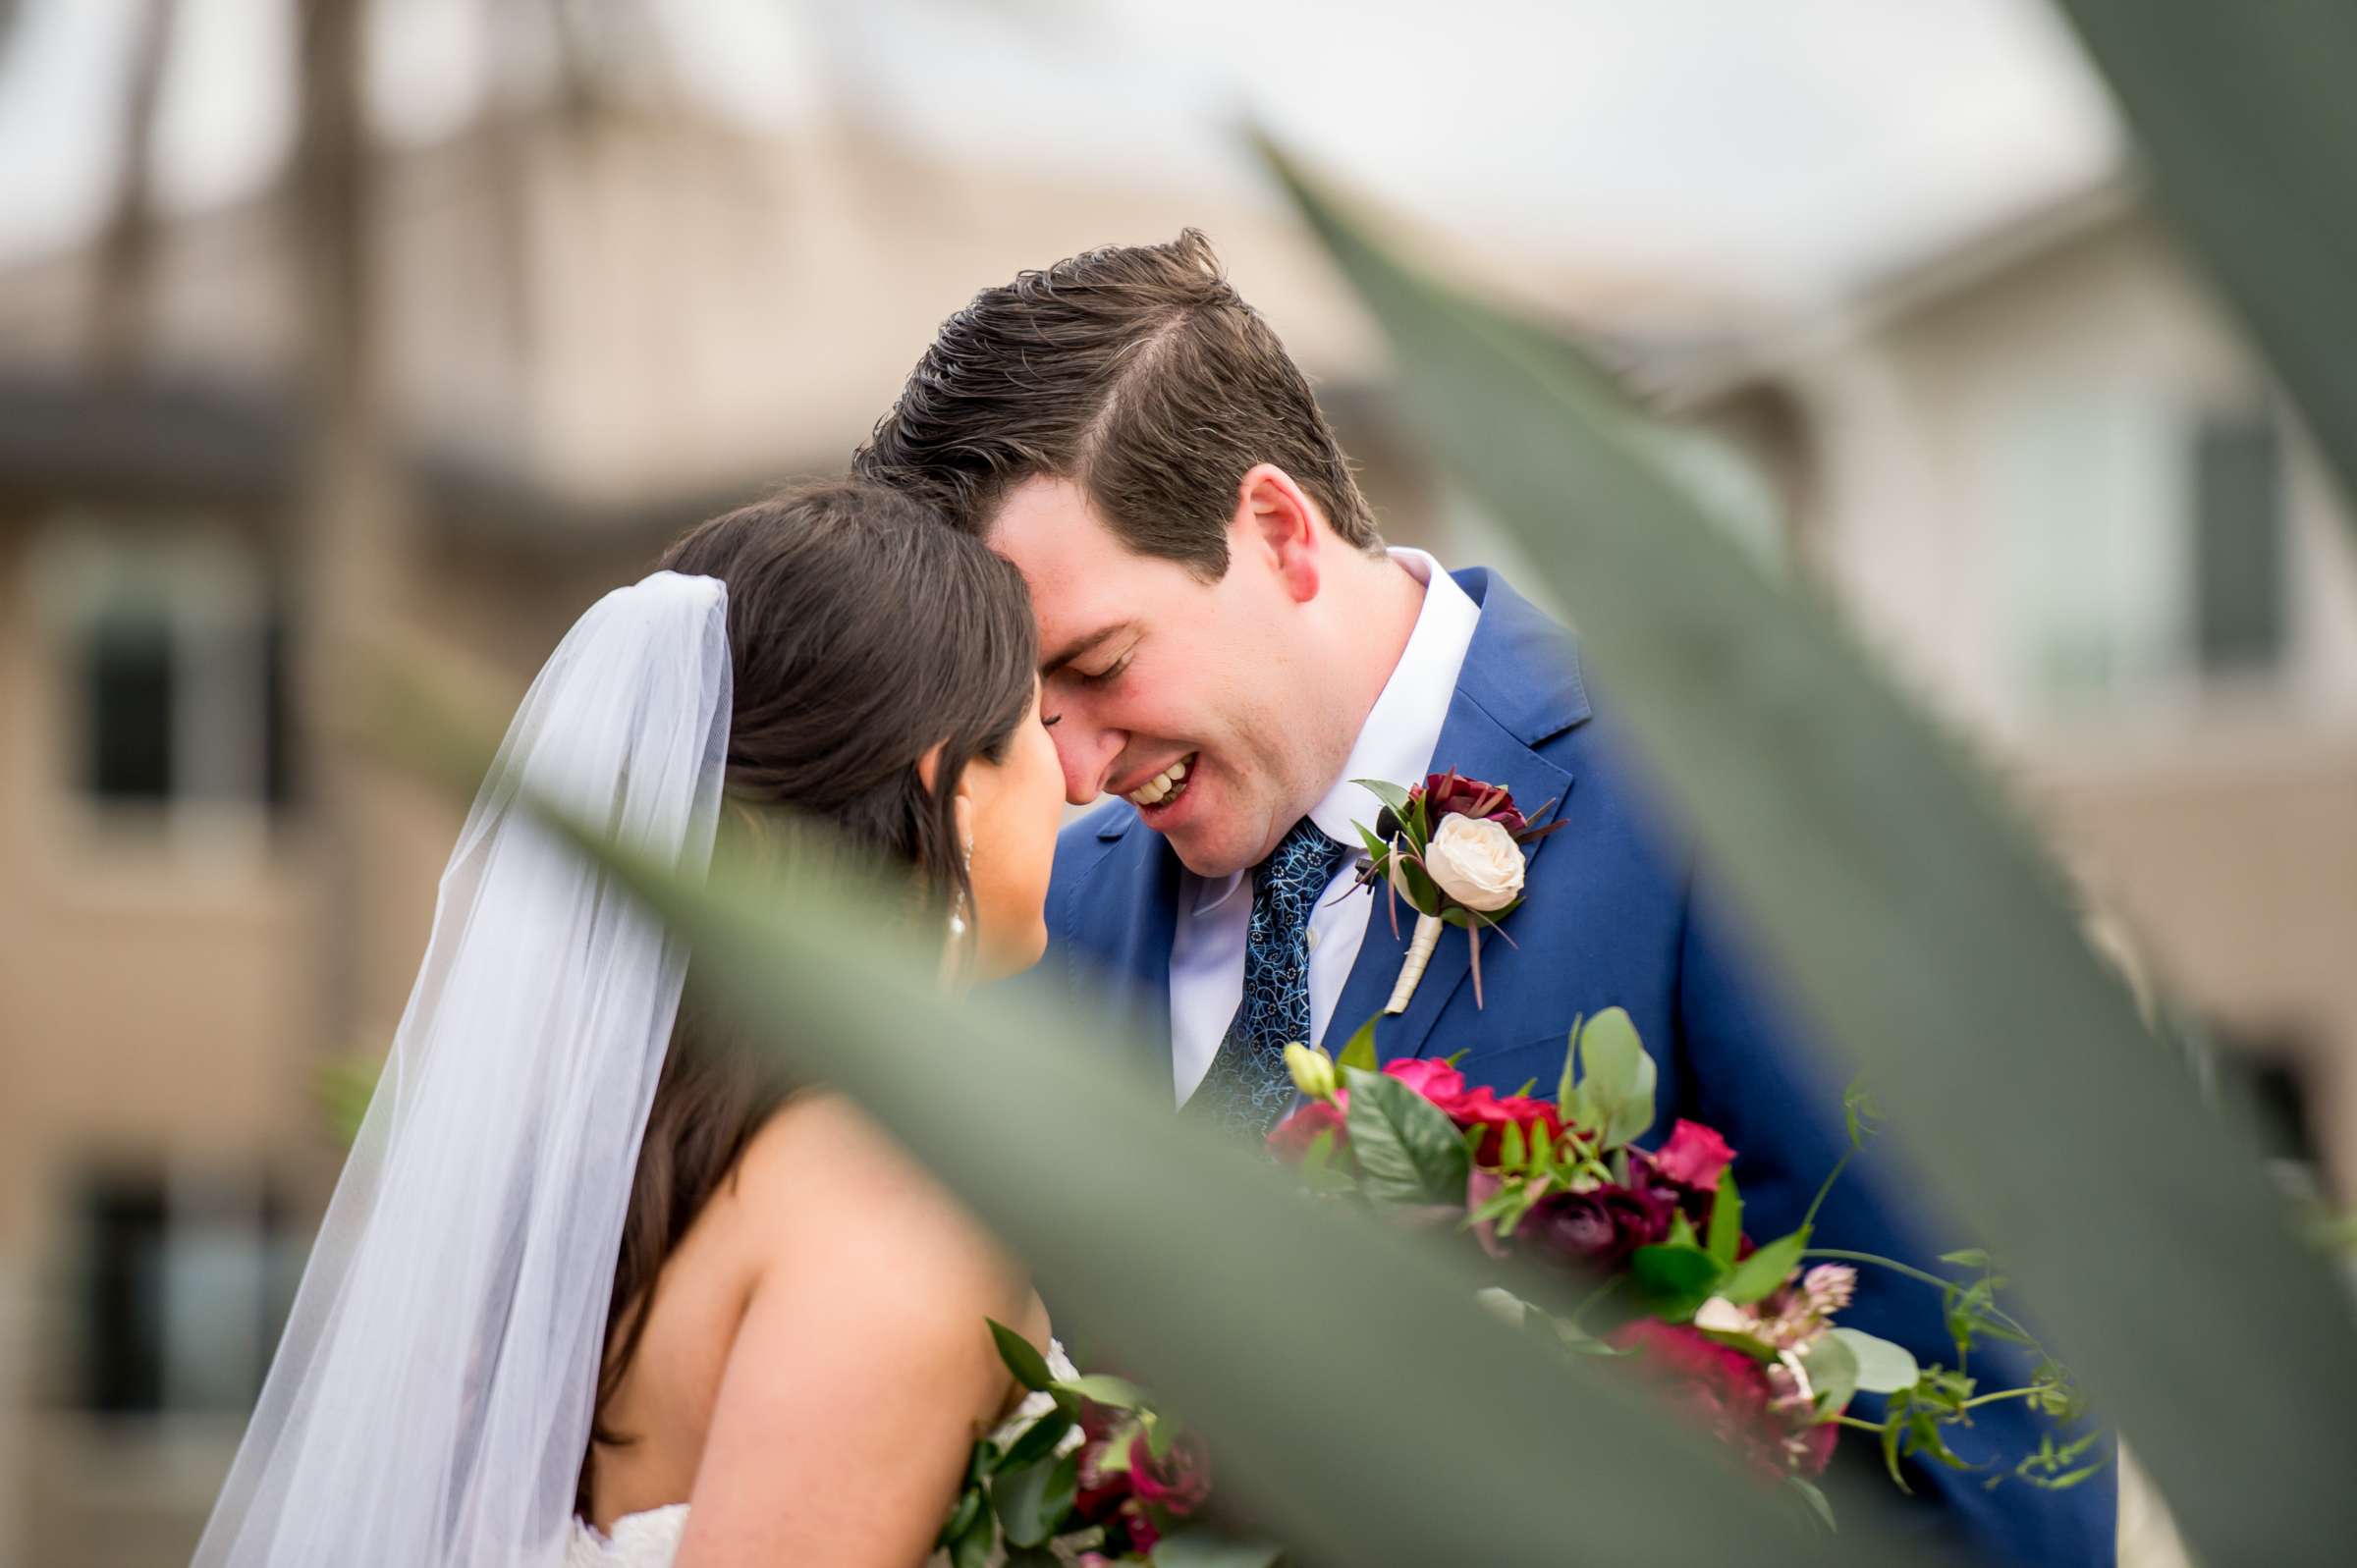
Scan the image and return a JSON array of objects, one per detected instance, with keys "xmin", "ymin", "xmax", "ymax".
[
  {"xmin": 1417, "ymin": 770, "xmax": 1528, "ymax": 835},
  {"xmin": 1121, "ymin": 1504, "xmax": 1163, "ymax": 1555},
  {"xmin": 1653, "ymin": 1118, "xmax": 1736, "ymax": 1192},
  {"xmin": 1070, "ymin": 1403, "xmax": 1136, "ymax": 1525},
  {"xmin": 1266, "ymin": 1100, "xmax": 1349, "ymax": 1162},
  {"xmin": 1525, "ymin": 1181, "xmax": 1674, "ymax": 1269},
  {"xmin": 1127, "ymin": 1430, "xmax": 1212, "ymax": 1518}
]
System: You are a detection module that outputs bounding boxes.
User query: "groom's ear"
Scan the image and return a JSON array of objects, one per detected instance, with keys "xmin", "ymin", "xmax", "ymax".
[{"xmin": 1236, "ymin": 463, "xmax": 1321, "ymax": 604}]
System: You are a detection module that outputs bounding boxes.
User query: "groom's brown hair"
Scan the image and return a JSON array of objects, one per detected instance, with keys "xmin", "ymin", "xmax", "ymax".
[{"xmin": 853, "ymin": 229, "xmax": 1380, "ymax": 579}]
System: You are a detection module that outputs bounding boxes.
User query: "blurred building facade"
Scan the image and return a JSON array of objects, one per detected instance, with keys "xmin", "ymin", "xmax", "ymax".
[{"xmin": 1692, "ymin": 179, "xmax": 2357, "ymax": 1189}]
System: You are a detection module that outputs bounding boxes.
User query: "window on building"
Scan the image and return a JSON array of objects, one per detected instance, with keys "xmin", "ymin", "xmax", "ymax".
[
  {"xmin": 41, "ymin": 523, "xmax": 294, "ymax": 824},
  {"xmin": 2001, "ymin": 399, "xmax": 2292, "ymax": 713},
  {"xmin": 2190, "ymin": 412, "xmax": 2288, "ymax": 676},
  {"xmin": 74, "ymin": 1167, "xmax": 298, "ymax": 1417}
]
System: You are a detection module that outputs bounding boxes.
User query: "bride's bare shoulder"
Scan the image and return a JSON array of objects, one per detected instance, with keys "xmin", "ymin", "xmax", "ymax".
[{"xmin": 724, "ymin": 1091, "xmax": 1033, "ymax": 1325}]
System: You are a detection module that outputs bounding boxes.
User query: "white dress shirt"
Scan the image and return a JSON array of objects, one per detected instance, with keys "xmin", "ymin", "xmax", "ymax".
[{"xmin": 1169, "ymin": 549, "xmax": 1481, "ymax": 1105}]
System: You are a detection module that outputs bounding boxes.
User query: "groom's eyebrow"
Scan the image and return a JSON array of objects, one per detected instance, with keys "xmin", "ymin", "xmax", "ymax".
[{"xmin": 1040, "ymin": 623, "xmax": 1129, "ymax": 676}]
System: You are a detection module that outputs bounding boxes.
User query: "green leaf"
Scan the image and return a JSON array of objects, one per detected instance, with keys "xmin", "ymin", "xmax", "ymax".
[
  {"xmin": 991, "ymin": 1450, "xmax": 1079, "ymax": 1549},
  {"xmin": 1554, "ymin": 1015, "xmax": 1584, "ymax": 1116},
  {"xmin": 1344, "ymin": 1066, "xmax": 1473, "ymax": 1207},
  {"xmin": 1152, "ymin": 1526, "xmax": 1289, "ymax": 1568},
  {"xmin": 1500, "ymin": 1118, "xmax": 1527, "ymax": 1171},
  {"xmin": 1786, "ymin": 1476, "xmax": 1838, "ymax": 1535},
  {"xmin": 950, "ymin": 1487, "xmax": 997, "ymax": 1568},
  {"xmin": 1575, "ymin": 1007, "xmax": 1656, "ymax": 1150},
  {"xmin": 989, "ymin": 1319, "xmax": 1053, "ymax": 1392},
  {"xmin": 1353, "ymin": 777, "xmax": 1414, "ymax": 822},
  {"xmin": 1052, "ymin": 1374, "xmax": 1149, "ymax": 1410},
  {"xmin": 1628, "ymin": 1243, "xmax": 1726, "ymax": 1321},
  {"xmin": 1706, "ymin": 1171, "xmax": 1743, "ymax": 1268},
  {"xmin": 1336, "ymin": 1013, "xmax": 1381, "ymax": 1075},
  {"xmin": 2046, "ymin": 2, "xmax": 2357, "ymax": 528},
  {"xmin": 1940, "ymin": 1249, "xmax": 1992, "ymax": 1271},
  {"xmin": 1261, "ymin": 134, "xmax": 2357, "ymax": 1563},
  {"xmin": 1801, "ymin": 1330, "xmax": 1859, "ymax": 1415},
  {"xmin": 938, "ymin": 1485, "xmax": 982, "ymax": 1550},
  {"xmin": 1667, "ymin": 1211, "xmax": 1700, "ymax": 1252},
  {"xmin": 998, "ymin": 1410, "xmax": 1074, "ymax": 1472},
  {"xmin": 1832, "ymin": 1328, "xmax": 1922, "ymax": 1396},
  {"xmin": 1721, "ymin": 1230, "xmax": 1809, "ymax": 1307}
]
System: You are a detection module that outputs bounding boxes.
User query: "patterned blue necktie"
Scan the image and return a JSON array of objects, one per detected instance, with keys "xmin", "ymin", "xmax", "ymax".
[{"xmin": 1190, "ymin": 817, "xmax": 1354, "ymax": 1136}]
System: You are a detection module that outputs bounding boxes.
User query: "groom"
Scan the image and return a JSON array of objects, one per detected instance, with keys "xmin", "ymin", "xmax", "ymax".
[{"xmin": 855, "ymin": 232, "xmax": 2112, "ymax": 1568}]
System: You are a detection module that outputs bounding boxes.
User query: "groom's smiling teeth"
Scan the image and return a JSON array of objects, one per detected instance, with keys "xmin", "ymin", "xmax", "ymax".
[{"xmin": 1125, "ymin": 754, "xmax": 1195, "ymax": 809}]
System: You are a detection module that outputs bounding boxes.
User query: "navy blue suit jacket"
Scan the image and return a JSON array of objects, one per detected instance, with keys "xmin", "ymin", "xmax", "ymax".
[{"xmin": 1041, "ymin": 568, "xmax": 2113, "ymax": 1568}]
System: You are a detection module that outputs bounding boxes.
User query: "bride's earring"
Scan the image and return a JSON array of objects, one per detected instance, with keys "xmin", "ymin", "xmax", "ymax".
[{"xmin": 948, "ymin": 838, "xmax": 975, "ymax": 940}]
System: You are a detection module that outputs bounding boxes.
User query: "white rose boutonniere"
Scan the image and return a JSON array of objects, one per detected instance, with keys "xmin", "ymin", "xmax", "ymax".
[
  {"xmin": 1423, "ymin": 813, "xmax": 1525, "ymax": 912},
  {"xmin": 1349, "ymin": 770, "xmax": 1562, "ymax": 1014}
]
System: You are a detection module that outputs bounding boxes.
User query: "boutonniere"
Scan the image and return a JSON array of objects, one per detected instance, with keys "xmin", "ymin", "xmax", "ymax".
[{"xmin": 1349, "ymin": 771, "xmax": 1562, "ymax": 1013}]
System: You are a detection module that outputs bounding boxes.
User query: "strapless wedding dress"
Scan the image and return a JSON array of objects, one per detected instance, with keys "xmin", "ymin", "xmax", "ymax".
[{"xmin": 566, "ymin": 1340, "xmax": 1074, "ymax": 1567}]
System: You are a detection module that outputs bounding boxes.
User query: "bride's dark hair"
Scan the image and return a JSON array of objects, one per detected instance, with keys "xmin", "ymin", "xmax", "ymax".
[{"xmin": 580, "ymin": 478, "xmax": 1038, "ymax": 1508}]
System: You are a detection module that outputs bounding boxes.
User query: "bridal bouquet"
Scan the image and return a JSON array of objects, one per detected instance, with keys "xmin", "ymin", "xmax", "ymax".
[
  {"xmin": 1270, "ymin": 1011, "xmax": 2104, "ymax": 1521},
  {"xmin": 939, "ymin": 1325, "xmax": 1268, "ymax": 1568}
]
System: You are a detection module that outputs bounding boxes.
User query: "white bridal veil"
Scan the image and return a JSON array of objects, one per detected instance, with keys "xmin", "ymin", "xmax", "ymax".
[{"xmin": 192, "ymin": 572, "xmax": 733, "ymax": 1568}]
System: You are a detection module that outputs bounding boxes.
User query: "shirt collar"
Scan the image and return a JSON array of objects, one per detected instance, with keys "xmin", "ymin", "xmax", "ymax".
[{"xmin": 1190, "ymin": 548, "xmax": 1481, "ymax": 917}]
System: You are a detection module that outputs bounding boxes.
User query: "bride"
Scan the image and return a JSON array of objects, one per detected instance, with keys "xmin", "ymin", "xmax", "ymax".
[{"xmin": 192, "ymin": 480, "xmax": 1071, "ymax": 1567}]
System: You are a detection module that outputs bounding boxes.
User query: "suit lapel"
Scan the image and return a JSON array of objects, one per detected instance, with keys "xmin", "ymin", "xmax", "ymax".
[
  {"xmin": 1330, "ymin": 569, "xmax": 1589, "ymax": 1065},
  {"xmin": 1070, "ymin": 806, "xmax": 1184, "ymax": 1075}
]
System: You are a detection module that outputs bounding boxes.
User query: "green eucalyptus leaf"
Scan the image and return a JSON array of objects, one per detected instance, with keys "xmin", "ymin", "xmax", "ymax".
[
  {"xmin": 1801, "ymin": 1330, "xmax": 1860, "ymax": 1415},
  {"xmin": 1576, "ymin": 1008, "xmax": 1656, "ymax": 1149},
  {"xmin": 1832, "ymin": 1328, "xmax": 1923, "ymax": 1396}
]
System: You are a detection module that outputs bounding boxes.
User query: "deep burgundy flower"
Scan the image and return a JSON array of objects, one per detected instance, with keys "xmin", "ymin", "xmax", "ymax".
[
  {"xmin": 1266, "ymin": 1099, "xmax": 1349, "ymax": 1162},
  {"xmin": 1417, "ymin": 770, "xmax": 1528, "ymax": 835},
  {"xmin": 1127, "ymin": 1430, "xmax": 1212, "ymax": 1518},
  {"xmin": 1653, "ymin": 1118, "xmax": 1737, "ymax": 1192},
  {"xmin": 1070, "ymin": 1402, "xmax": 1137, "ymax": 1526},
  {"xmin": 1525, "ymin": 1181, "xmax": 1675, "ymax": 1269}
]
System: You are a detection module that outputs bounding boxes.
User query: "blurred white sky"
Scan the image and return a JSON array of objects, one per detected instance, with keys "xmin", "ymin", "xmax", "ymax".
[{"xmin": 0, "ymin": 0, "xmax": 2123, "ymax": 306}]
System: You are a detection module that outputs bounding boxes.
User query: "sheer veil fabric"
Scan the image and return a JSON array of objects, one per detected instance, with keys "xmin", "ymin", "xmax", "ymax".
[{"xmin": 193, "ymin": 572, "xmax": 733, "ymax": 1568}]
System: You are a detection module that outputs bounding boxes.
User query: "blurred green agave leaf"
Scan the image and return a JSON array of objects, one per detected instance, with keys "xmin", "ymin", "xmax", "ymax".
[
  {"xmin": 1256, "ymin": 139, "xmax": 2357, "ymax": 1562},
  {"xmin": 2048, "ymin": 1, "xmax": 2357, "ymax": 520},
  {"xmin": 518, "ymin": 804, "xmax": 1930, "ymax": 1567}
]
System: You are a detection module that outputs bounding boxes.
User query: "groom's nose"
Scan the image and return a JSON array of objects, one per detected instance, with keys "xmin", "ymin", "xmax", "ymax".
[{"xmin": 1053, "ymin": 718, "xmax": 1123, "ymax": 806}]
